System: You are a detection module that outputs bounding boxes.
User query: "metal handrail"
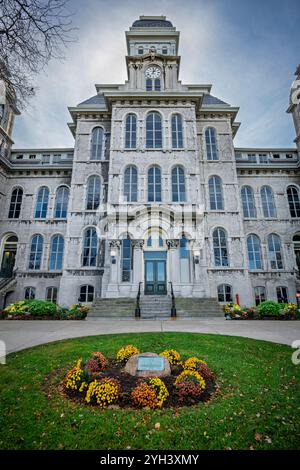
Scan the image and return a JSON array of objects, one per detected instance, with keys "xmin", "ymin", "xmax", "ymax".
[
  {"xmin": 135, "ymin": 281, "xmax": 142, "ymax": 318},
  {"xmin": 169, "ymin": 282, "xmax": 177, "ymax": 318}
]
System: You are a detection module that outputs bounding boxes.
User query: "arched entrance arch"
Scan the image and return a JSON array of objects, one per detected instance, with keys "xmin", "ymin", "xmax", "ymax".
[{"xmin": 0, "ymin": 234, "xmax": 18, "ymax": 278}]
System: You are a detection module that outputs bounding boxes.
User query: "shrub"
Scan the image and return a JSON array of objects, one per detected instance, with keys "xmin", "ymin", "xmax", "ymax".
[
  {"xmin": 131, "ymin": 377, "xmax": 169, "ymax": 409},
  {"xmin": 116, "ymin": 345, "xmax": 140, "ymax": 364},
  {"xmin": 183, "ymin": 357, "xmax": 207, "ymax": 371},
  {"xmin": 159, "ymin": 349, "xmax": 181, "ymax": 366},
  {"xmin": 67, "ymin": 304, "xmax": 89, "ymax": 319},
  {"xmin": 174, "ymin": 380, "xmax": 204, "ymax": 405},
  {"xmin": 85, "ymin": 378, "xmax": 120, "ymax": 407},
  {"xmin": 197, "ymin": 363, "xmax": 216, "ymax": 382},
  {"xmin": 4, "ymin": 300, "xmax": 58, "ymax": 317},
  {"xmin": 175, "ymin": 370, "xmax": 206, "ymax": 390},
  {"xmin": 64, "ymin": 359, "xmax": 90, "ymax": 393},
  {"xmin": 257, "ymin": 301, "xmax": 283, "ymax": 317},
  {"xmin": 84, "ymin": 352, "xmax": 108, "ymax": 374}
]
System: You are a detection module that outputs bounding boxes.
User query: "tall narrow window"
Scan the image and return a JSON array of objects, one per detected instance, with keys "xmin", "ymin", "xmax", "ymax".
[
  {"xmin": 205, "ymin": 127, "xmax": 218, "ymax": 160},
  {"xmin": 54, "ymin": 186, "xmax": 69, "ymax": 218},
  {"xmin": 24, "ymin": 286, "xmax": 36, "ymax": 300},
  {"xmin": 180, "ymin": 236, "xmax": 190, "ymax": 282},
  {"xmin": 125, "ymin": 114, "xmax": 137, "ymax": 149},
  {"xmin": 124, "ymin": 166, "xmax": 138, "ymax": 202},
  {"xmin": 213, "ymin": 228, "xmax": 229, "ymax": 267},
  {"xmin": 276, "ymin": 286, "xmax": 288, "ymax": 303},
  {"xmin": 35, "ymin": 186, "xmax": 49, "ymax": 219},
  {"xmin": 254, "ymin": 286, "xmax": 266, "ymax": 306},
  {"xmin": 261, "ymin": 186, "xmax": 276, "ymax": 218},
  {"xmin": 247, "ymin": 234, "xmax": 262, "ymax": 269},
  {"xmin": 28, "ymin": 235, "xmax": 43, "ymax": 270},
  {"xmin": 287, "ymin": 185, "xmax": 300, "ymax": 218},
  {"xmin": 218, "ymin": 284, "xmax": 232, "ymax": 302},
  {"xmin": 82, "ymin": 228, "xmax": 97, "ymax": 267},
  {"xmin": 46, "ymin": 287, "xmax": 58, "ymax": 303},
  {"xmin": 172, "ymin": 166, "xmax": 186, "ymax": 202},
  {"xmin": 241, "ymin": 186, "xmax": 256, "ymax": 218},
  {"xmin": 121, "ymin": 237, "xmax": 132, "ymax": 282},
  {"xmin": 209, "ymin": 176, "xmax": 224, "ymax": 210},
  {"xmin": 91, "ymin": 127, "xmax": 104, "ymax": 160},
  {"xmin": 268, "ymin": 234, "xmax": 283, "ymax": 269},
  {"xmin": 146, "ymin": 112, "xmax": 162, "ymax": 149},
  {"xmin": 86, "ymin": 175, "xmax": 101, "ymax": 210},
  {"xmin": 171, "ymin": 114, "xmax": 183, "ymax": 148},
  {"xmin": 79, "ymin": 285, "xmax": 94, "ymax": 302},
  {"xmin": 49, "ymin": 235, "xmax": 64, "ymax": 270},
  {"xmin": 148, "ymin": 166, "xmax": 161, "ymax": 202},
  {"xmin": 8, "ymin": 187, "xmax": 23, "ymax": 219}
]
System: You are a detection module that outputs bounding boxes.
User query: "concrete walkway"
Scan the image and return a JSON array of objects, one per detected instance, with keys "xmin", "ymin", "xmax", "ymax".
[{"xmin": 1, "ymin": 318, "xmax": 300, "ymax": 354}]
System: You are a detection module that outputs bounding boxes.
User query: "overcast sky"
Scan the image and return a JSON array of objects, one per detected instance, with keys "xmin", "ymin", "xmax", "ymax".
[{"xmin": 12, "ymin": 0, "xmax": 300, "ymax": 149}]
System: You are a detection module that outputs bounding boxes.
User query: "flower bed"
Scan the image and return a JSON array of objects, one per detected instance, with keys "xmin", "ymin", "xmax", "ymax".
[
  {"xmin": 1, "ymin": 300, "xmax": 89, "ymax": 320},
  {"xmin": 223, "ymin": 301, "xmax": 300, "ymax": 320},
  {"xmin": 60, "ymin": 345, "xmax": 217, "ymax": 409}
]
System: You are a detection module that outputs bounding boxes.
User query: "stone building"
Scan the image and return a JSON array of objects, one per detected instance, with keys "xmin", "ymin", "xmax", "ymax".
[{"xmin": 0, "ymin": 16, "xmax": 300, "ymax": 310}]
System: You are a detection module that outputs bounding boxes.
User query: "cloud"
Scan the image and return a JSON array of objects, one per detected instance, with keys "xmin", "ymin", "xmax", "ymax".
[{"xmin": 12, "ymin": 0, "xmax": 299, "ymax": 149}]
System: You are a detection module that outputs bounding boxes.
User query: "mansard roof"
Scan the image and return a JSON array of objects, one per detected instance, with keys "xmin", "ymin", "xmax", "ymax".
[
  {"xmin": 78, "ymin": 94, "xmax": 106, "ymax": 107},
  {"xmin": 132, "ymin": 18, "xmax": 173, "ymax": 28},
  {"xmin": 202, "ymin": 94, "xmax": 229, "ymax": 106}
]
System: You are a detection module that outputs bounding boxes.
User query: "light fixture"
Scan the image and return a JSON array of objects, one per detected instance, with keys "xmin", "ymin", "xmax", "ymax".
[
  {"xmin": 110, "ymin": 249, "xmax": 116, "ymax": 264},
  {"xmin": 194, "ymin": 249, "xmax": 200, "ymax": 264}
]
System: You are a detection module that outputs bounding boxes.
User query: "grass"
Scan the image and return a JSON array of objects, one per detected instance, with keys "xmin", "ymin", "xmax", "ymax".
[{"xmin": 0, "ymin": 332, "xmax": 299, "ymax": 450}]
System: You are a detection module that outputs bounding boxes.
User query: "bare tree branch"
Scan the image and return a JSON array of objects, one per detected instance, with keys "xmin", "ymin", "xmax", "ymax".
[{"xmin": 0, "ymin": 0, "xmax": 77, "ymax": 108}]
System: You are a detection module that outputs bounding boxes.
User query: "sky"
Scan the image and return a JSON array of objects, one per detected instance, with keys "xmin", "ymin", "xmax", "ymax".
[{"xmin": 12, "ymin": 0, "xmax": 300, "ymax": 149}]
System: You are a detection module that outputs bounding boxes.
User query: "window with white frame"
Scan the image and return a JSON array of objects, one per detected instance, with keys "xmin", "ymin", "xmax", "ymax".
[
  {"xmin": 287, "ymin": 185, "xmax": 300, "ymax": 218},
  {"xmin": 8, "ymin": 187, "xmax": 23, "ymax": 219},
  {"xmin": 254, "ymin": 286, "xmax": 266, "ymax": 305},
  {"xmin": 213, "ymin": 228, "xmax": 229, "ymax": 267},
  {"xmin": 49, "ymin": 235, "xmax": 64, "ymax": 270},
  {"xmin": 54, "ymin": 186, "xmax": 69, "ymax": 219},
  {"xmin": 247, "ymin": 234, "xmax": 263, "ymax": 270},
  {"xmin": 24, "ymin": 286, "xmax": 36, "ymax": 300},
  {"xmin": 261, "ymin": 186, "xmax": 276, "ymax": 218},
  {"xmin": 146, "ymin": 112, "xmax": 162, "ymax": 148},
  {"xmin": 172, "ymin": 166, "xmax": 186, "ymax": 202},
  {"xmin": 205, "ymin": 127, "xmax": 218, "ymax": 160},
  {"xmin": 218, "ymin": 284, "xmax": 232, "ymax": 302},
  {"xmin": 208, "ymin": 176, "xmax": 224, "ymax": 210},
  {"xmin": 86, "ymin": 175, "xmax": 101, "ymax": 210},
  {"xmin": 241, "ymin": 186, "xmax": 256, "ymax": 218},
  {"xmin": 276, "ymin": 286, "xmax": 288, "ymax": 303},
  {"xmin": 268, "ymin": 233, "xmax": 283, "ymax": 269},
  {"xmin": 121, "ymin": 237, "xmax": 132, "ymax": 282},
  {"xmin": 82, "ymin": 228, "xmax": 97, "ymax": 267},
  {"xmin": 124, "ymin": 166, "xmax": 138, "ymax": 202},
  {"xmin": 35, "ymin": 186, "xmax": 49, "ymax": 219},
  {"xmin": 125, "ymin": 114, "xmax": 137, "ymax": 149},
  {"xmin": 91, "ymin": 127, "xmax": 104, "ymax": 160},
  {"xmin": 46, "ymin": 286, "xmax": 58, "ymax": 303},
  {"xmin": 171, "ymin": 114, "xmax": 183, "ymax": 148},
  {"xmin": 28, "ymin": 235, "xmax": 43, "ymax": 270},
  {"xmin": 79, "ymin": 285, "xmax": 94, "ymax": 302}
]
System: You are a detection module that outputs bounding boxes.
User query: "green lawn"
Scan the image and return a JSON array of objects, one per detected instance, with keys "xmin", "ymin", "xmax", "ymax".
[{"xmin": 0, "ymin": 332, "xmax": 299, "ymax": 450}]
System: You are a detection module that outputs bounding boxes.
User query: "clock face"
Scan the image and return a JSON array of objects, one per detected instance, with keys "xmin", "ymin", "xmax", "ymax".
[{"xmin": 145, "ymin": 66, "xmax": 161, "ymax": 79}]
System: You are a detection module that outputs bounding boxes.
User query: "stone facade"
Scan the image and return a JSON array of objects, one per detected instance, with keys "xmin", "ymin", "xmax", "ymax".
[{"xmin": 0, "ymin": 16, "xmax": 300, "ymax": 309}]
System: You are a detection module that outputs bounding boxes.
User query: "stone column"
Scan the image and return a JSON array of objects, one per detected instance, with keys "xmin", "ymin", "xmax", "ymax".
[
  {"xmin": 105, "ymin": 240, "xmax": 121, "ymax": 297},
  {"xmin": 166, "ymin": 239, "xmax": 180, "ymax": 289},
  {"xmin": 132, "ymin": 240, "xmax": 144, "ymax": 291}
]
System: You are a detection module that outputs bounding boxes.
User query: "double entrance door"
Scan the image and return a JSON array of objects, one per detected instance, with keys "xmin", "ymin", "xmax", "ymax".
[{"xmin": 144, "ymin": 252, "xmax": 167, "ymax": 295}]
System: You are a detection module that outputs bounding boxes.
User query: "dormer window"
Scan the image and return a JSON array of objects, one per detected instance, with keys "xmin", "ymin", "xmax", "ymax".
[
  {"xmin": 162, "ymin": 46, "xmax": 168, "ymax": 55},
  {"xmin": 138, "ymin": 46, "xmax": 144, "ymax": 55}
]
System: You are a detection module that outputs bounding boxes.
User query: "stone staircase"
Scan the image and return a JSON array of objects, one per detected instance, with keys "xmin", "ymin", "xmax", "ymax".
[
  {"xmin": 87, "ymin": 298, "xmax": 136, "ymax": 318},
  {"xmin": 140, "ymin": 295, "xmax": 172, "ymax": 319},
  {"xmin": 176, "ymin": 297, "xmax": 223, "ymax": 318}
]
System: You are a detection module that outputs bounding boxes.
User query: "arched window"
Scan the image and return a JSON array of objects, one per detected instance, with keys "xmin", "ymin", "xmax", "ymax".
[
  {"xmin": 213, "ymin": 228, "xmax": 229, "ymax": 267},
  {"xmin": 91, "ymin": 127, "xmax": 104, "ymax": 160},
  {"xmin": 8, "ymin": 187, "xmax": 23, "ymax": 219},
  {"xmin": 172, "ymin": 166, "xmax": 186, "ymax": 202},
  {"xmin": 287, "ymin": 185, "xmax": 300, "ymax": 218},
  {"xmin": 46, "ymin": 287, "xmax": 58, "ymax": 303},
  {"xmin": 79, "ymin": 285, "xmax": 94, "ymax": 302},
  {"xmin": 146, "ymin": 78, "xmax": 161, "ymax": 91},
  {"xmin": 241, "ymin": 186, "xmax": 256, "ymax": 218},
  {"xmin": 261, "ymin": 186, "xmax": 276, "ymax": 218},
  {"xmin": 205, "ymin": 127, "xmax": 218, "ymax": 160},
  {"xmin": 268, "ymin": 234, "xmax": 283, "ymax": 269},
  {"xmin": 49, "ymin": 235, "xmax": 64, "ymax": 270},
  {"xmin": 254, "ymin": 286, "xmax": 266, "ymax": 306},
  {"xmin": 146, "ymin": 112, "xmax": 162, "ymax": 148},
  {"xmin": 209, "ymin": 176, "xmax": 224, "ymax": 210},
  {"xmin": 54, "ymin": 186, "xmax": 69, "ymax": 219},
  {"xmin": 82, "ymin": 228, "xmax": 97, "ymax": 267},
  {"xmin": 125, "ymin": 114, "xmax": 137, "ymax": 149},
  {"xmin": 28, "ymin": 235, "xmax": 43, "ymax": 270},
  {"xmin": 35, "ymin": 186, "xmax": 49, "ymax": 219},
  {"xmin": 121, "ymin": 236, "xmax": 132, "ymax": 282},
  {"xmin": 217, "ymin": 284, "xmax": 232, "ymax": 302},
  {"xmin": 247, "ymin": 234, "xmax": 262, "ymax": 270},
  {"xmin": 86, "ymin": 175, "xmax": 101, "ymax": 210},
  {"xmin": 148, "ymin": 166, "xmax": 161, "ymax": 202},
  {"xmin": 24, "ymin": 286, "xmax": 36, "ymax": 300},
  {"xmin": 124, "ymin": 166, "xmax": 137, "ymax": 202},
  {"xmin": 276, "ymin": 286, "xmax": 288, "ymax": 303},
  {"xmin": 171, "ymin": 114, "xmax": 183, "ymax": 148}
]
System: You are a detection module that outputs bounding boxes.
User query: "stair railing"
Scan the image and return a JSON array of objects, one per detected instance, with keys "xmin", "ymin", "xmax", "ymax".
[
  {"xmin": 169, "ymin": 282, "xmax": 177, "ymax": 318},
  {"xmin": 135, "ymin": 281, "xmax": 142, "ymax": 318}
]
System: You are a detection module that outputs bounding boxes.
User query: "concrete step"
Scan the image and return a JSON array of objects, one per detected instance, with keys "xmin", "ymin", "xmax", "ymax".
[{"xmin": 88, "ymin": 297, "xmax": 136, "ymax": 318}]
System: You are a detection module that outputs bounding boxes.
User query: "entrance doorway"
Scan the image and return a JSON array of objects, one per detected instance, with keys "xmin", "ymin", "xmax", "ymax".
[
  {"xmin": 0, "ymin": 235, "xmax": 18, "ymax": 278},
  {"xmin": 293, "ymin": 233, "xmax": 300, "ymax": 272},
  {"xmin": 144, "ymin": 252, "xmax": 167, "ymax": 295}
]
